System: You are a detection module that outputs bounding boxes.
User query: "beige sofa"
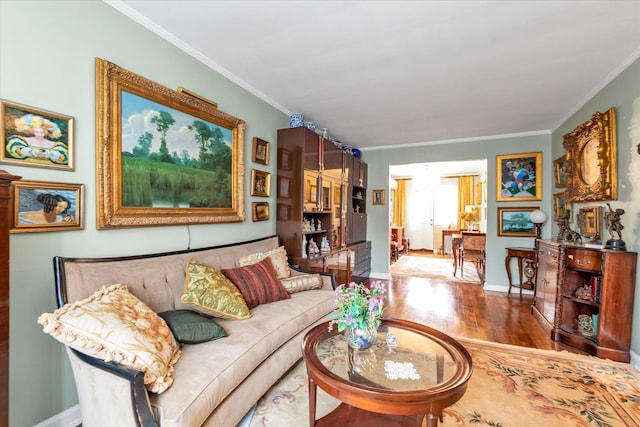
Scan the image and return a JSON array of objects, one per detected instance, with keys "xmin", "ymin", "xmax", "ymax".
[{"xmin": 52, "ymin": 235, "xmax": 335, "ymax": 426}]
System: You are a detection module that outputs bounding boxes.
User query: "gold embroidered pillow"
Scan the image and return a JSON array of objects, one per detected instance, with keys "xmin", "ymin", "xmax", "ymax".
[
  {"xmin": 181, "ymin": 258, "xmax": 252, "ymax": 320},
  {"xmin": 280, "ymin": 274, "xmax": 324, "ymax": 294},
  {"xmin": 237, "ymin": 246, "xmax": 290, "ymax": 279},
  {"xmin": 37, "ymin": 284, "xmax": 180, "ymax": 394}
]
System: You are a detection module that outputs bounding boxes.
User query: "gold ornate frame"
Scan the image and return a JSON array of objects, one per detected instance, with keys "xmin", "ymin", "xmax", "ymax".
[
  {"xmin": 497, "ymin": 206, "xmax": 538, "ymax": 237},
  {"xmin": 251, "ymin": 202, "xmax": 269, "ymax": 221},
  {"xmin": 372, "ymin": 189, "xmax": 385, "ymax": 205},
  {"xmin": 250, "ymin": 169, "xmax": 270, "ymax": 197},
  {"xmin": 252, "ymin": 137, "xmax": 269, "ymax": 165},
  {"xmin": 1, "ymin": 100, "xmax": 74, "ymax": 171},
  {"xmin": 95, "ymin": 58, "xmax": 245, "ymax": 228},
  {"xmin": 553, "ymin": 192, "xmax": 572, "ymax": 222},
  {"xmin": 11, "ymin": 179, "xmax": 84, "ymax": 233},
  {"xmin": 553, "ymin": 154, "xmax": 566, "ymax": 188},
  {"xmin": 577, "ymin": 206, "xmax": 602, "ymax": 241},
  {"xmin": 562, "ymin": 107, "xmax": 617, "ymax": 203},
  {"xmin": 496, "ymin": 152, "xmax": 542, "ymax": 202}
]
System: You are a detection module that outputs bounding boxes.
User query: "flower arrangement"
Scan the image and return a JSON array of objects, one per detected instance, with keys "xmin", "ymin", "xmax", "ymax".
[{"xmin": 329, "ymin": 281, "xmax": 386, "ymax": 333}]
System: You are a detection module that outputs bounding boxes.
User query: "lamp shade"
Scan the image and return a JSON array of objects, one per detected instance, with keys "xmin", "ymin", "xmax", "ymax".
[{"xmin": 530, "ymin": 209, "xmax": 547, "ymax": 224}]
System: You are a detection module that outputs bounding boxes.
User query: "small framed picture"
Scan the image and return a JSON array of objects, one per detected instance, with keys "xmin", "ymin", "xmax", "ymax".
[
  {"xmin": 554, "ymin": 154, "xmax": 567, "ymax": 188},
  {"xmin": 251, "ymin": 202, "xmax": 269, "ymax": 221},
  {"xmin": 1, "ymin": 100, "xmax": 74, "ymax": 170},
  {"xmin": 251, "ymin": 169, "xmax": 270, "ymax": 197},
  {"xmin": 252, "ymin": 137, "xmax": 270, "ymax": 165},
  {"xmin": 278, "ymin": 176, "xmax": 291, "ymax": 198},
  {"xmin": 497, "ymin": 206, "xmax": 538, "ymax": 237},
  {"xmin": 554, "ymin": 192, "xmax": 572, "ymax": 222},
  {"xmin": 372, "ymin": 189, "xmax": 385, "ymax": 205},
  {"xmin": 11, "ymin": 179, "xmax": 84, "ymax": 233}
]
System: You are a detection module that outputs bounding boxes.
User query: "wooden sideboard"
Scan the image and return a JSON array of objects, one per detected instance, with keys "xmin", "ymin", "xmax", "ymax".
[{"xmin": 0, "ymin": 170, "xmax": 20, "ymax": 425}]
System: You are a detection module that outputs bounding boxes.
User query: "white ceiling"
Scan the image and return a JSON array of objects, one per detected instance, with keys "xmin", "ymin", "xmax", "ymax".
[{"xmin": 107, "ymin": 0, "xmax": 640, "ymax": 154}]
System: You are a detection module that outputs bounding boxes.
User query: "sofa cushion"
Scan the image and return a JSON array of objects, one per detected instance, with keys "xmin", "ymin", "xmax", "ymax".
[
  {"xmin": 38, "ymin": 284, "xmax": 181, "ymax": 394},
  {"xmin": 222, "ymin": 258, "xmax": 290, "ymax": 309},
  {"xmin": 149, "ymin": 288, "xmax": 335, "ymax": 426},
  {"xmin": 181, "ymin": 259, "xmax": 252, "ymax": 320},
  {"xmin": 237, "ymin": 245, "xmax": 290, "ymax": 278},
  {"xmin": 280, "ymin": 273, "xmax": 324, "ymax": 294},
  {"xmin": 158, "ymin": 310, "xmax": 227, "ymax": 345}
]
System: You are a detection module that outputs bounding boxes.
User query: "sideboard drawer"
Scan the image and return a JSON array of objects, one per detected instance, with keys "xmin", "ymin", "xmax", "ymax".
[{"xmin": 566, "ymin": 248, "xmax": 601, "ymax": 272}]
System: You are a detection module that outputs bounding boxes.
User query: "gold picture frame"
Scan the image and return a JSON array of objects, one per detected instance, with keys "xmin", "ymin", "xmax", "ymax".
[
  {"xmin": 496, "ymin": 152, "xmax": 542, "ymax": 202},
  {"xmin": 577, "ymin": 206, "xmax": 602, "ymax": 241},
  {"xmin": 563, "ymin": 107, "xmax": 617, "ymax": 203},
  {"xmin": 10, "ymin": 179, "xmax": 84, "ymax": 233},
  {"xmin": 1, "ymin": 100, "xmax": 74, "ymax": 170},
  {"xmin": 553, "ymin": 154, "xmax": 567, "ymax": 188},
  {"xmin": 251, "ymin": 169, "xmax": 270, "ymax": 197},
  {"xmin": 251, "ymin": 202, "xmax": 269, "ymax": 221},
  {"xmin": 372, "ymin": 189, "xmax": 385, "ymax": 205},
  {"xmin": 497, "ymin": 206, "xmax": 538, "ymax": 237},
  {"xmin": 252, "ymin": 137, "xmax": 269, "ymax": 165},
  {"xmin": 553, "ymin": 192, "xmax": 572, "ymax": 222},
  {"xmin": 95, "ymin": 58, "xmax": 245, "ymax": 228}
]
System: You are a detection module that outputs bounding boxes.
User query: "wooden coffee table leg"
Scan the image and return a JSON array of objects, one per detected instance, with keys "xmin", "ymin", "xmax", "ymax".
[
  {"xmin": 426, "ymin": 412, "xmax": 440, "ymax": 427},
  {"xmin": 308, "ymin": 377, "xmax": 317, "ymax": 427}
]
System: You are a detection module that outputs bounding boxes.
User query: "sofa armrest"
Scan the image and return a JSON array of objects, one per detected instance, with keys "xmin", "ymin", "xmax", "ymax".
[
  {"xmin": 288, "ymin": 264, "xmax": 336, "ymax": 291},
  {"xmin": 66, "ymin": 347, "xmax": 158, "ymax": 427}
]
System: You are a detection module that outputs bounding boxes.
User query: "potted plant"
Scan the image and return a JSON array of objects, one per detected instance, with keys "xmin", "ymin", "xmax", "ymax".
[{"xmin": 329, "ymin": 281, "xmax": 386, "ymax": 349}]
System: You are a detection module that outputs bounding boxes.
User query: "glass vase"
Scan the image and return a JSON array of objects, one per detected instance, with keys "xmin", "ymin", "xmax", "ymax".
[{"xmin": 344, "ymin": 325, "xmax": 378, "ymax": 350}]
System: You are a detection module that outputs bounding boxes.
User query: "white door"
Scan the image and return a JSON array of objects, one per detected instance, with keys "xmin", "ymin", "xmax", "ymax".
[{"xmin": 405, "ymin": 180, "xmax": 434, "ymax": 251}]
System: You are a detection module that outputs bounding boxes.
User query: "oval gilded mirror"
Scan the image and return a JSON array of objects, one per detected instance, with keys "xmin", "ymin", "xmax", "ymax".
[{"xmin": 562, "ymin": 108, "xmax": 617, "ymax": 203}]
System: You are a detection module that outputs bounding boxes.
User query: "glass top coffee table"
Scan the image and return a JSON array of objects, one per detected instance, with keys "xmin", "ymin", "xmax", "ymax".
[{"xmin": 302, "ymin": 318, "xmax": 473, "ymax": 427}]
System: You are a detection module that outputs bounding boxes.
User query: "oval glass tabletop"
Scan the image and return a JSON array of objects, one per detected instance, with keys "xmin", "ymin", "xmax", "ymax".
[{"xmin": 317, "ymin": 323, "xmax": 457, "ymax": 392}]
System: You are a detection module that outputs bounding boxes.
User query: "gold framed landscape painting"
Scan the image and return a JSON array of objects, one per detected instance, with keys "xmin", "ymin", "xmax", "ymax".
[
  {"xmin": 1, "ymin": 100, "xmax": 74, "ymax": 170},
  {"xmin": 95, "ymin": 58, "xmax": 245, "ymax": 228},
  {"xmin": 11, "ymin": 179, "xmax": 84, "ymax": 233},
  {"xmin": 496, "ymin": 152, "xmax": 542, "ymax": 202}
]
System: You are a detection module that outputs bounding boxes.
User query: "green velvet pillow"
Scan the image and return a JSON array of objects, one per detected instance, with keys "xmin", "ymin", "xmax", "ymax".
[{"xmin": 158, "ymin": 310, "xmax": 228, "ymax": 345}]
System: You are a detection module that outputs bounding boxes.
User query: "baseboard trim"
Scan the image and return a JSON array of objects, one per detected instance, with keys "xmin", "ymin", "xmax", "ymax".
[{"xmin": 33, "ymin": 404, "xmax": 81, "ymax": 427}]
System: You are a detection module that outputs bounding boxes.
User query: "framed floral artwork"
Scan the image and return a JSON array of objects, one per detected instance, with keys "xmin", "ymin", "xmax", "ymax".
[
  {"xmin": 252, "ymin": 137, "xmax": 269, "ymax": 165},
  {"xmin": 496, "ymin": 152, "xmax": 542, "ymax": 202},
  {"xmin": 251, "ymin": 169, "xmax": 270, "ymax": 197}
]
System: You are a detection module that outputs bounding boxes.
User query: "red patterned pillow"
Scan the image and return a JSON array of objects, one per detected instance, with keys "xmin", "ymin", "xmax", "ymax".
[{"xmin": 222, "ymin": 257, "xmax": 290, "ymax": 309}]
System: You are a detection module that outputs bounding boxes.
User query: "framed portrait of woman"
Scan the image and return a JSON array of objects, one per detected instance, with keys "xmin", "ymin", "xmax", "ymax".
[
  {"xmin": 11, "ymin": 180, "xmax": 84, "ymax": 233},
  {"xmin": 1, "ymin": 100, "xmax": 74, "ymax": 170}
]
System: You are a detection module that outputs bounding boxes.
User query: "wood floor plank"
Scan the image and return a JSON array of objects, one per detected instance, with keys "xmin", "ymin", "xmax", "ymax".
[{"xmin": 382, "ymin": 265, "xmax": 579, "ymax": 354}]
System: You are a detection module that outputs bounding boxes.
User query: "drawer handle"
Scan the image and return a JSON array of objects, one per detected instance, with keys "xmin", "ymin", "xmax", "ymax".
[{"xmin": 574, "ymin": 259, "xmax": 591, "ymax": 265}]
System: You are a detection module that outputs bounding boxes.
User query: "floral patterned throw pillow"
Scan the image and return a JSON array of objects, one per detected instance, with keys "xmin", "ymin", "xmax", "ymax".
[{"xmin": 38, "ymin": 284, "xmax": 181, "ymax": 394}]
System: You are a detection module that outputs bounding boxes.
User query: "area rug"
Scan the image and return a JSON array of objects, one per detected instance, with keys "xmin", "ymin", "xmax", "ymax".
[
  {"xmin": 390, "ymin": 254, "xmax": 481, "ymax": 283},
  {"xmin": 249, "ymin": 337, "xmax": 640, "ymax": 427}
]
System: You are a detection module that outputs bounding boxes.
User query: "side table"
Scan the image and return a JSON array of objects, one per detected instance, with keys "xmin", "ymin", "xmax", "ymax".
[{"xmin": 504, "ymin": 247, "xmax": 536, "ymax": 296}]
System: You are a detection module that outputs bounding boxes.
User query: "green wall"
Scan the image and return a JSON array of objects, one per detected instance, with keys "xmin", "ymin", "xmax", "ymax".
[
  {"xmin": 0, "ymin": 1, "xmax": 287, "ymax": 425},
  {"xmin": 551, "ymin": 57, "xmax": 640, "ymax": 361},
  {"xmin": 2, "ymin": 1, "xmax": 639, "ymax": 425},
  {"xmin": 363, "ymin": 134, "xmax": 553, "ymax": 287}
]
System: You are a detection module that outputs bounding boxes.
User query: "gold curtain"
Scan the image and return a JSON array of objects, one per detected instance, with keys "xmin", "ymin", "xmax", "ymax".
[
  {"xmin": 393, "ymin": 179, "xmax": 410, "ymax": 227},
  {"xmin": 457, "ymin": 176, "xmax": 475, "ymax": 230}
]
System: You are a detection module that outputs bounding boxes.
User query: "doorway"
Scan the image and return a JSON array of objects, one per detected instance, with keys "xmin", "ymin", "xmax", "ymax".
[{"xmin": 389, "ymin": 159, "xmax": 487, "ymax": 256}]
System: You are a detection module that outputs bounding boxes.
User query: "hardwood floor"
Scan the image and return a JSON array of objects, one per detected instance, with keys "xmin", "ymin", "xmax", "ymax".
[{"xmin": 382, "ymin": 259, "xmax": 580, "ymax": 353}]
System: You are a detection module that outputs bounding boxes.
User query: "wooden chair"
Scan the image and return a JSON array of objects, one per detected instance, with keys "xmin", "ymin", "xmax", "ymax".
[{"xmin": 461, "ymin": 232, "xmax": 486, "ymax": 285}]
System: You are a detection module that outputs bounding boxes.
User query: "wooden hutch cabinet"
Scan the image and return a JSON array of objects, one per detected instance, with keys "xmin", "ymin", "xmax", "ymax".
[
  {"xmin": 1, "ymin": 170, "xmax": 20, "ymax": 425},
  {"xmin": 532, "ymin": 239, "xmax": 637, "ymax": 362},
  {"xmin": 277, "ymin": 127, "xmax": 369, "ymax": 283}
]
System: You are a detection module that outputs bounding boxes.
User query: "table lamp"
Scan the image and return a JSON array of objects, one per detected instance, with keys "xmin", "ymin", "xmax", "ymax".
[{"xmin": 530, "ymin": 209, "xmax": 547, "ymax": 240}]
